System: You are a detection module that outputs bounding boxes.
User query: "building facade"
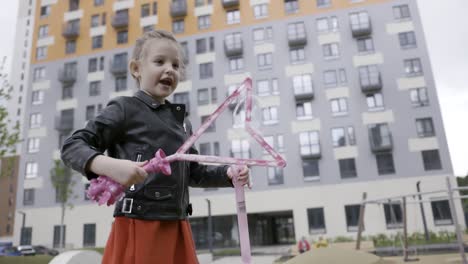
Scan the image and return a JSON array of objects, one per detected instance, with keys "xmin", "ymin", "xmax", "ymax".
[{"xmin": 13, "ymin": 0, "xmax": 463, "ymax": 249}]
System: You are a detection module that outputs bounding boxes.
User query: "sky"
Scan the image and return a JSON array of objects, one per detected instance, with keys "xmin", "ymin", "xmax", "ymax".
[{"xmin": 0, "ymin": 0, "xmax": 467, "ymax": 176}]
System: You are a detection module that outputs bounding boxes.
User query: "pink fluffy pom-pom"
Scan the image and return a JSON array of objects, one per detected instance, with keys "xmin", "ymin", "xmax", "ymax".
[{"xmin": 87, "ymin": 176, "xmax": 125, "ymax": 206}]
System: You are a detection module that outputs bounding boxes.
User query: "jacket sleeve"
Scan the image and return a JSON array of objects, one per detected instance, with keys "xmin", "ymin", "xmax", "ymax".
[
  {"xmin": 185, "ymin": 120, "xmax": 233, "ymax": 188},
  {"xmin": 61, "ymin": 98, "xmax": 126, "ymax": 180}
]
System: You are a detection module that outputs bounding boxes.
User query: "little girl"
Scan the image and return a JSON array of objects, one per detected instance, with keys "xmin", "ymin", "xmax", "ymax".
[{"xmin": 61, "ymin": 30, "xmax": 249, "ymax": 264}]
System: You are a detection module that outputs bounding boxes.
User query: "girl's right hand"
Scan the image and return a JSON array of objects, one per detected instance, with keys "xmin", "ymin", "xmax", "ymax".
[{"xmin": 107, "ymin": 159, "xmax": 149, "ymax": 187}]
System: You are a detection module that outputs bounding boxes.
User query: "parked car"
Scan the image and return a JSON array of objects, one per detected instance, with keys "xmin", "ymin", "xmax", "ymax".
[
  {"xmin": 17, "ymin": 245, "xmax": 36, "ymax": 256},
  {"xmin": 33, "ymin": 245, "xmax": 59, "ymax": 256},
  {"xmin": 0, "ymin": 246, "xmax": 22, "ymax": 257}
]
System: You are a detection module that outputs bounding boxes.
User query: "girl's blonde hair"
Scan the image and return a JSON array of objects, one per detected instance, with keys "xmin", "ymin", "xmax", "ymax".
[{"xmin": 130, "ymin": 29, "xmax": 186, "ymax": 81}]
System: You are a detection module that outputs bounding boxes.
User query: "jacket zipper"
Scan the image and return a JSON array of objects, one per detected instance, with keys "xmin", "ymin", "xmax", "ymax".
[{"xmin": 129, "ymin": 153, "xmax": 143, "ymax": 192}]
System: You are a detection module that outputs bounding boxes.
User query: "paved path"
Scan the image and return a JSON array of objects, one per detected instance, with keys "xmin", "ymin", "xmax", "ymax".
[{"xmin": 211, "ymin": 255, "xmax": 280, "ymax": 264}]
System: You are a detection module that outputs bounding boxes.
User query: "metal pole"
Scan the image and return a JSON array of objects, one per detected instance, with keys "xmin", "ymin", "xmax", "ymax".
[
  {"xmin": 416, "ymin": 181, "xmax": 430, "ymax": 242},
  {"xmin": 17, "ymin": 211, "xmax": 26, "ymax": 245},
  {"xmin": 206, "ymin": 199, "xmax": 213, "ymax": 255},
  {"xmin": 356, "ymin": 192, "xmax": 367, "ymax": 250},
  {"xmin": 402, "ymin": 197, "xmax": 409, "ymax": 262},
  {"xmin": 446, "ymin": 177, "xmax": 467, "ymax": 264}
]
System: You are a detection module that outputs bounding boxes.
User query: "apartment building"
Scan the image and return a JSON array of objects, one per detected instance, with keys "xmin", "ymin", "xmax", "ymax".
[{"xmin": 13, "ymin": 0, "xmax": 463, "ymax": 249}]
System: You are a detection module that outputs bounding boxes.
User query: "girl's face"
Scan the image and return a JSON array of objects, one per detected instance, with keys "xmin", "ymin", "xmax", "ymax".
[{"xmin": 133, "ymin": 38, "xmax": 181, "ymax": 103}]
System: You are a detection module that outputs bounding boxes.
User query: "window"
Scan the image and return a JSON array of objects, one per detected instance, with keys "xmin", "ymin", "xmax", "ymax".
[
  {"xmin": 345, "ymin": 205, "xmax": 361, "ymax": 232},
  {"xmin": 84, "ymin": 183, "xmax": 90, "ymax": 200},
  {"xmin": 53, "ymin": 225, "xmax": 66, "ymax": 248},
  {"xmin": 253, "ymin": 4, "xmax": 268, "ymax": 19},
  {"xmin": 316, "ymin": 16, "xmax": 339, "ymax": 33},
  {"xmin": 141, "ymin": 3, "xmax": 150, "ymax": 17},
  {"xmin": 153, "ymin": 2, "xmax": 158, "ymax": 15},
  {"xmin": 117, "ymin": 30, "xmax": 128, "ymax": 44},
  {"xmin": 359, "ymin": 65, "xmax": 381, "ymax": 88},
  {"xmin": 172, "ymin": 19, "xmax": 184, "ymax": 34},
  {"xmin": 27, "ymin": 138, "xmax": 40, "ymax": 153},
  {"xmin": 199, "ymin": 63, "xmax": 213, "ymax": 79},
  {"xmin": 25, "ymin": 162, "xmax": 38, "ymax": 179},
  {"xmin": 316, "ymin": 0, "xmax": 331, "ymax": 8},
  {"xmin": 69, "ymin": 0, "xmax": 79, "ymax": 11},
  {"xmin": 296, "ymin": 101, "xmax": 313, "ymax": 120},
  {"xmin": 299, "ymin": 131, "xmax": 320, "ymax": 157},
  {"xmin": 339, "ymin": 158, "xmax": 357, "ymax": 178},
  {"xmin": 32, "ymin": 91, "xmax": 44, "ymax": 105},
  {"xmin": 383, "ymin": 203, "xmax": 403, "ymax": 228},
  {"xmin": 416, "ymin": 118, "xmax": 435, "ymax": 137},
  {"xmin": 287, "ymin": 22, "xmax": 306, "ymax": 43},
  {"xmin": 231, "ymin": 139, "xmax": 250, "ymax": 159},
  {"xmin": 88, "ymin": 58, "xmax": 98, "ymax": 72},
  {"xmin": 94, "ymin": 0, "xmax": 104, "ymax": 6},
  {"xmin": 65, "ymin": 40, "xmax": 76, "ymax": 54},
  {"xmin": 256, "ymin": 79, "xmax": 278, "ymax": 96},
  {"xmin": 322, "ymin": 43, "xmax": 340, "ymax": 59},
  {"xmin": 357, "ymin": 37, "xmax": 374, "ymax": 53},
  {"xmin": 115, "ymin": 76, "xmax": 127, "ymax": 91},
  {"xmin": 92, "ymin": 35, "xmax": 103, "ymax": 49},
  {"xmin": 267, "ymin": 167, "xmax": 283, "ymax": 185},
  {"xmin": 349, "ymin": 11, "xmax": 370, "ymax": 32},
  {"xmin": 173, "ymin": 92, "xmax": 190, "ymax": 113},
  {"xmin": 201, "ymin": 115, "xmax": 216, "ymax": 132},
  {"xmin": 376, "ymin": 152, "xmax": 395, "ymax": 175},
  {"xmin": 23, "ymin": 189, "xmax": 35, "ymax": 205},
  {"xmin": 290, "ymin": 48, "xmax": 305, "ymax": 64},
  {"xmin": 303, "ymin": 158, "xmax": 319, "ymax": 179},
  {"xmin": 198, "ymin": 15, "xmax": 211, "ymax": 30},
  {"xmin": 262, "ymin": 106, "xmax": 278, "ymax": 125},
  {"xmin": 339, "ymin": 69, "xmax": 347, "ymax": 85},
  {"xmin": 253, "ymin": 27, "xmax": 273, "ymax": 43},
  {"xmin": 29, "ymin": 113, "xmax": 42, "ymax": 128},
  {"xmin": 284, "ymin": 0, "xmax": 299, "ymax": 14},
  {"xmin": 62, "ymin": 85, "xmax": 73, "ymax": 100},
  {"xmin": 399, "ymin": 31, "xmax": 417, "ymax": 49},
  {"xmin": 422, "ymin": 149, "xmax": 442, "ymax": 171},
  {"xmin": 20, "ymin": 227, "xmax": 32, "ymax": 246},
  {"xmin": 293, "ymin": 74, "xmax": 313, "ymax": 95},
  {"xmin": 431, "ymin": 200, "xmax": 453, "ymax": 225},
  {"xmin": 366, "ymin": 93, "xmax": 384, "ymax": 111},
  {"xmin": 40, "ymin": 5, "xmax": 51, "ymax": 18},
  {"xmin": 33, "ymin": 67, "xmax": 46, "ymax": 81},
  {"xmin": 196, "ymin": 37, "xmax": 215, "ymax": 54},
  {"xmin": 227, "ymin": 9, "xmax": 240, "ymax": 24},
  {"xmin": 233, "ymin": 109, "xmax": 246, "ymax": 128},
  {"xmin": 91, "ymin": 15, "xmax": 100, "ymax": 27},
  {"xmin": 197, "ymin": 87, "xmax": 216, "ymax": 105},
  {"xmin": 410, "ymin": 87, "xmax": 429, "ymax": 107},
  {"xmin": 323, "ymin": 70, "xmax": 337, "ymax": 88},
  {"xmin": 330, "ymin": 98, "xmax": 348, "ymax": 116},
  {"xmin": 307, "ymin": 208, "xmax": 326, "ymax": 234},
  {"xmin": 264, "ymin": 134, "xmax": 284, "ymax": 153},
  {"xmin": 331, "ymin": 127, "xmax": 355, "ymax": 147},
  {"xmin": 83, "ymin": 224, "xmax": 96, "ymax": 247},
  {"xmin": 257, "ymin": 53, "xmax": 272, "ymax": 69},
  {"xmin": 89, "ymin": 81, "xmax": 101, "ymax": 96},
  {"xmin": 369, "ymin": 123, "xmax": 392, "ymax": 150},
  {"xmin": 36, "ymin": 46, "xmax": 47, "ymax": 60},
  {"xmin": 38, "ymin": 25, "xmax": 48, "ymax": 38},
  {"xmin": 229, "ymin": 57, "xmax": 244, "ymax": 72},
  {"xmin": 404, "ymin": 58, "xmax": 423, "ymax": 76},
  {"xmin": 143, "ymin": 25, "xmax": 154, "ymax": 33},
  {"xmin": 199, "ymin": 143, "xmax": 211, "ymax": 155},
  {"xmin": 393, "ymin": 5, "xmax": 411, "ymax": 20},
  {"xmin": 86, "ymin": 105, "xmax": 96, "ymax": 121}
]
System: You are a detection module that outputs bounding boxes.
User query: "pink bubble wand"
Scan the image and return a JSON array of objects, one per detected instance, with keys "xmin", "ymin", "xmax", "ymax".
[{"xmin": 87, "ymin": 78, "xmax": 286, "ymax": 263}]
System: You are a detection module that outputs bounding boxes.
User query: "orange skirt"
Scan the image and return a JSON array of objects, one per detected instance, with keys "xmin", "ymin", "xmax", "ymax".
[{"xmin": 102, "ymin": 217, "xmax": 199, "ymax": 264}]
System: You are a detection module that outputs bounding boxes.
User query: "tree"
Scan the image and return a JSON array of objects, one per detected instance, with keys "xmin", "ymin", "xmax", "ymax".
[
  {"xmin": 456, "ymin": 175, "xmax": 468, "ymax": 211},
  {"xmin": 0, "ymin": 56, "xmax": 20, "ymax": 178},
  {"xmin": 50, "ymin": 159, "xmax": 76, "ymax": 249}
]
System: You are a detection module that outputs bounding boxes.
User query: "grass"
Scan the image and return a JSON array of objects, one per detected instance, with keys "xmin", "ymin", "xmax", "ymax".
[{"xmin": 0, "ymin": 255, "xmax": 53, "ymax": 264}]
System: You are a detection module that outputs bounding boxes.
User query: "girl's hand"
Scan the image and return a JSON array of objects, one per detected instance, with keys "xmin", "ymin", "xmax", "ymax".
[
  {"xmin": 89, "ymin": 155, "xmax": 148, "ymax": 187},
  {"xmin": 227, "ymin": 165, "xmax": 250, "ymax": 187}
]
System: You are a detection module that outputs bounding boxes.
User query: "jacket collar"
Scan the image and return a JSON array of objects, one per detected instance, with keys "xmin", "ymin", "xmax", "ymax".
[{"xmin": 134, "ymin": 90, "xmax": 170, "ymax": 110}]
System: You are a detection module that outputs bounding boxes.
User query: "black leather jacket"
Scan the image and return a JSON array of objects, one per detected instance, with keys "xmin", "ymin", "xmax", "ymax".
[{"xmin": 61, "ymin": 90, "xmax": 232, "ymax": 220}]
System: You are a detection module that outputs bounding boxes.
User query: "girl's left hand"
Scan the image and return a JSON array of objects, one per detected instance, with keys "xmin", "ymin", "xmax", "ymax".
[{"xmin": 227, "ymin": 165, "xmax": 250, "ymax": 187}]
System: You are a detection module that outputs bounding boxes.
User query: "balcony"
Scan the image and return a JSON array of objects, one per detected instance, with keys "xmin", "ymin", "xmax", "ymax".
[
  {"xmin": 294, "ymin": 89, "xmax": 314, "ymax": 100},
  {"xmin": 171, "ymin": 1, "xmax": 187, "ymax": 17},
  {"xmin": 300, "ymin": 146, "xmax": 321, "ymax": 159},
  {"xmin": 62, "ymin": 23, "xmax": 80, "ymax": 39},
  {"xmin": 58, "ymin": 68, "xmax": 77, "ymax": 84},
  {"xmin": 54, "ymin": 115, "xmax": 74, "ymax": 132},
  {"xmin": 360, "ymin": 72, "xmax": 382, "ymax": 93},
  {"xmin": 222, "ymin": 0, "xmax": 239, "ymax": 8},
  {"xmin": 112, "ymin": 11, "xmax": 129, "ymax": 29},
  {"xmin": 224, "ymin": 37, "xmax": 243, "ymax": 57},
  {"xmin": 110, "ymin": 60, "xmax": 127, "ymax": 75},
  {"xmin": 369, "ymin": 125, "xmax": 393, "ymax": 153},
  {"xmin": 288, "ymin": 32, "xmax": 307, "ymax": 47},
  {"xmin": 350, "ymin": 13, "xmax": 372, "ymax": 38}
]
